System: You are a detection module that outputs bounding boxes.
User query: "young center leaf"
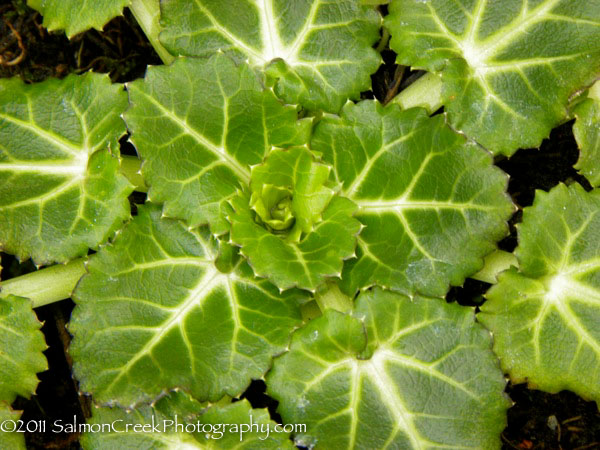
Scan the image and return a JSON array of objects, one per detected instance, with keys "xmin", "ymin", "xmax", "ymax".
[
  {"xmin": 69, "ymin": 204, "xmax": 304, "ymax": 408},
  {"xmin": 479, "ymin": 183, "xmax": 600, "ymax": 402},
  {"xmin": 267, "ymin": 288, "xmax": 509, "ymax": 449},
  {"xmin": 159, "ymin": 0, "xmax": 381, "ymax": 112},
  {"xmin": 573, "ymin": 80, "xmax": 600, "ymax": 186},
  {"xmin": 0, "ymin": 73, "xmax": 132, "ymax": 265},
  {"xmin": 311, "ymin": 101, "xmax": 513, "ymax": 297},
  {"xmin": 229, "ymin": 146, "xmax": 362, "ymax": 292},
  {"xmin": 386, "ymin": 0, "xmax": 600, "ymax": 155},
  {"xmin": 124, "ymin": 54, "xmax": 311, "ymax": 235},
  {"xmin": 81, "ymin": 393, "xmax": 293, "ymax": 449},
  {"xmin": 27, "ymin": 0, "xmax": 130, "ymax": 38}
]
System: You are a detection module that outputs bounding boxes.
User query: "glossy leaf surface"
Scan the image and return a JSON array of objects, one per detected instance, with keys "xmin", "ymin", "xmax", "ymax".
[
  {"xmin": 124, "ymin": 54, "xmax": 310, "ymax": 235},
  {"xmin": 159, "ymin": 0, "xmax": 381, "ymax": 112},
  {"xmin": 387, "ymin": 0, "xmax": 600, "ymax": 155},
  {"xmin": 0, "ymin": 73, "xmax": 132, "ymax": 264},
  {"xmin": 312, "ymin": 102, "xmax": 513, "ymax": 297},
  {"xmin": 268, "ymin": 288, "xmax": 509, "ymax": 449},
  {"xmin": 480, "ymin": 184, "xmax": 600, "ymax": 402},
  {"xmin": 70, "ymin": 204, "xmax": 303, "ymax": 407}
]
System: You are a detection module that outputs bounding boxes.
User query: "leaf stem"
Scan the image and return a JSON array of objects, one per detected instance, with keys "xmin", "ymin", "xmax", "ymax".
[
  {"xmin": 129, "ymin": 0, "xmax": 175, "ymax": 65},
  {"xmin": 471, "ymin": 250, "xmax": 518, "ymax": 284},
  {"xmin": 120, "ymin": 154, "xmax": 147, "ymax": 192},
  {"xmin": 391, "ymin": 71, "xmax": 443, "ymax": 114},
  {"xmin": 375, "ymin": 26, "xmax": 390, "ymax": 53},
  {"xmin": 1, "ymin": 258, "xmax": 86, "ymax": 308},
  {"xmin": 314, "ymin": 281, "xmax": 353, "ymax": 314}
]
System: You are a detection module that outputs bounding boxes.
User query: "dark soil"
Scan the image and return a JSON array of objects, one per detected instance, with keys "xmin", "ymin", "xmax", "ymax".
[{"xmin": 1, "ymin": 1, "xmax": 599, "ymax": 449}]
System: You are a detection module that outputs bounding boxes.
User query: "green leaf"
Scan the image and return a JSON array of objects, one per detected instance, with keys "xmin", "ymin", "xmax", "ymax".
[
  {"xmin": 0, "ymin": 73, "xmax": 132, "ymax": 265},
  {"xmin": 159, "ymin": 0, "xmax": 381, "ymax": 112},
  {"xmin": 191, "ymin": 400, "xmax": 293, "ymax": 448},
  {"xmin": 27, "ymin": 0, "xmax": 129, "ymax": 38},
  {"xmin": 0, "ymin": 404, "xmax": 25, "ymax": 450},
  {"xmin": 386, "ymin": 0, "xmax": 600, "ymax": 155},
  {"xmin": 573, "ymin": 81, "xmax": 600, "ymax": 186},
  {"xmin": 312, "ymin": 101, "xmax": 513, "ymax": 297},
  {"xmin": 0, "ymin": 296, "xmax": 47, "ymax": 404},
  {"xmin": 267, "ymin": 288, "xmax": 509, "ymax": 449},
  {"xmin": 81, "ymin": 394, "xmax": 292, "ymax": 449},
  {"xmin": 124, "ymin": 54, "xmax": 310, "ymax": 235},
  {"xmin": 70, "ymin": 203, "xmax": 303, "ymax": 407},
  {"xmin": 479, "ymin": 183, "xmax": 600, "ymax": 402},
  {"xmin": 229, "ymin": 146, "xmax": 361, "ymax": 291},
  {"xmin": 81, "ymin": 391, "xmax": 206, "ymax": 449}
]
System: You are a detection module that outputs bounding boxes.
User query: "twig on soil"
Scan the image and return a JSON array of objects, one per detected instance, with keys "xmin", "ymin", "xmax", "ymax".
[
  {"xmin": 501, "ymin": 433, "xmax": 522, "ymax": 449},
  {"xmin": 1, "ymin": 17, "xmax": 26, "ymax": 66},
  {"xmin": 573, "ymin": 443, "xmax": 600, "ymax": 450},
  {"xmin": 562, "ymin": 415, "xmax": 583, "ymax": 424}
]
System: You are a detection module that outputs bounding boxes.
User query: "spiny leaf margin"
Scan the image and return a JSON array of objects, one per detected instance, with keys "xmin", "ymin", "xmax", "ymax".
[
  {"xmin": 159, "ymin": 0, "xmax": 382, "ymax": 112},
  {"xmin": 0, "ymin": 72, "xmax": 132, "ymax": 265},
  {"xmin": 27, "ymin": 0, "xmax": 130, "ymax": 38},
  {"xmin": 81, "ymin": 394, "xmax": 293, "ymax": 449},
  {"xmin": 312, "ymin": 101, "xmax": 514, "ymax": 297},
  {"xmin": 386, "ymin": 0, "xmax": 600, "ymax": 155},
  {"xmin": 124, "ymin": 53, "xmax": 311, "ymax": 235},
  {"xmin": 267, "ymin": 287, "xmax": 509, "ymax": 449},
  {"xmin": 479, "ymin": 183, "xmax": 600, "ymax": 402},
  {"xmin": 70, "ymin": 203, "xmax": 303, "ymax": 408}
]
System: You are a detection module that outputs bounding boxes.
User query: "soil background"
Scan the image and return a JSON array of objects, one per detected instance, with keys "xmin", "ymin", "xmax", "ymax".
[{"xmin": 0, "ymin": 0, "xmax": 599, "ymax": 448}]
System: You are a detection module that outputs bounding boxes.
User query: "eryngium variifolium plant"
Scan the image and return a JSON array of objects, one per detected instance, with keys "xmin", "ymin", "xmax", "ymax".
[{"xmin": 1, "ymin": 0, "xmax": 600, "ymax": 448}]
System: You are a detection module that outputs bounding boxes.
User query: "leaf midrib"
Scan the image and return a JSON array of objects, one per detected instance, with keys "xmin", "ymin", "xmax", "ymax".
[
  {"xmin": 360, "ymin": 355, "xmax": 424, "ymax": 449},
  {"xmin": 132, "ymin": 88, "xmax": 251, "ymax": 184},
  {"xmin": 101, "ymin": 266, "xmax": 226, "ymax": 399}
]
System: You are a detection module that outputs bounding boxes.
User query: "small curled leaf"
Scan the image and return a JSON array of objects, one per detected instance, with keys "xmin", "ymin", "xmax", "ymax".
[{"xmin": 229, "ymin": 147, "xmax": 361, "ymax": 291}]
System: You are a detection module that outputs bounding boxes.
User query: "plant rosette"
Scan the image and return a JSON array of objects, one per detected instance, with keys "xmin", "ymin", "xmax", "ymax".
[
  {"xmin": 1, "ymin": 1, "xmax": 600, "ymax": 448},
  {"xmin": 228, "ymin": 145, "xmax": 362, "ymax": 292}
]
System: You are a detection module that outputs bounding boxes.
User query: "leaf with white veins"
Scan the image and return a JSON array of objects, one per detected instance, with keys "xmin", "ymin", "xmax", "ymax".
[
  {"xmin": 70, "ymin": 203, "xmax": 304, "ymax": 407},
  {"xmin": 386, "ymin": 0, "xmax": 600, "ymax": 155},
  {"xmin": 0, "ymin": 73, "xmax": 132, "ymax": 265},
  {"xmin": 124, "ymin": 54, "xmax": 310, "ymax": 235},
  {"xmin": 312, "ymin": 101, "xmax": 513, "ymax": 297},
  {"xmin": 479, "ymin": 183, "xmax": 600, "ymax": 402},
  {"xmin": 159, "ymin": 0, "xmax": 381, "ymax": 112},
  {"xmin": 267, "ymin": 288, "xmax": 509, "ymax": 449}
]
